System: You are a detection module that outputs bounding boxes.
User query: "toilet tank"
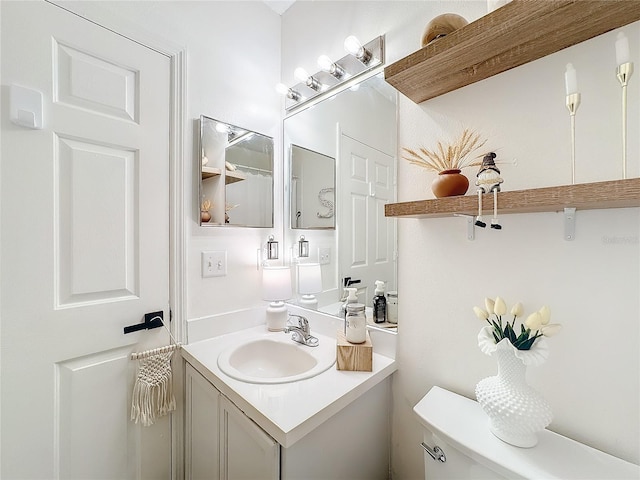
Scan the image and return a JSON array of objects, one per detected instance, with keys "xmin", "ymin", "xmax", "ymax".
[{"xmin": 414, "ymin": 386, "xmax": 640, "ymax": 480}]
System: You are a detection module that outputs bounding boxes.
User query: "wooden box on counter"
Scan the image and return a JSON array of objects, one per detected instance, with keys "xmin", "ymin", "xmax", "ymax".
[{"xmin": 336, "ymin": 330, "xmax": 372, "ymax": 372}]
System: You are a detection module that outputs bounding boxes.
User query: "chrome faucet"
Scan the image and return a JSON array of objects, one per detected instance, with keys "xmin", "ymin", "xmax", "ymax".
[{"xmin": 284, "ymin": 315, "xmax": 319, "ymax": 347}]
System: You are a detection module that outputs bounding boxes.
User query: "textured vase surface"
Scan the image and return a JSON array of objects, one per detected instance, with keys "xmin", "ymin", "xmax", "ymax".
[
  {"xmin": 431, "ymin": 169, "xmax": 469, "ymax": 198},
  {"xmin": 475, "ymin": 336, "xmax": 552, "ymax": 448}
]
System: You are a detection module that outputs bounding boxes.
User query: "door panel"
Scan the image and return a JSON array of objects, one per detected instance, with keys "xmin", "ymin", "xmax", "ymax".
[
  {"xmin": 54, "ymin": 40, "xmax": 138, "ymax": 121},
  {"xmin": 1, "ymin": 2, "xmax": 171, "ymax": 478},
  {"xmin": 56, "ymin": 136, "xmax": 138, "ymax": 305},
  {"xmin": 56, "ymin": 348, "xmax": 133, "ymax": 479}
]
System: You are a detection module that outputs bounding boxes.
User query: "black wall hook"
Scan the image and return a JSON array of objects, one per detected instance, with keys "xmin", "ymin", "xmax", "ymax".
[{"xmin": 124, "ymin": 311, "xmax": 164, "ymax": 334}]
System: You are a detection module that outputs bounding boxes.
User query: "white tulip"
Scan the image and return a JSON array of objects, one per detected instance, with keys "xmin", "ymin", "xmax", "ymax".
[
  {"xmin": 473, "ymin": 306, "xmax": 489, "ymax": 320},
  {"xmin": 541, "ymin": 323, "xmax": 562, "ymax": 337},
  {"xmin": 484, "ymin": 298, "xmax": 495, "ymax": 314},
  {"xmin": 525, "ymin": 312, "xmax": 542, "ymax": 331},
  {"xmin": 539, "ymin": 306, "xmax": 551, "ymax": 325},
  {"xmin": 510, "ymin": 302, "xmax": 523, "ymax": 317},
  {"xmin": 494, "ymin": 297, "xmax": 507, "ymax": 316}
]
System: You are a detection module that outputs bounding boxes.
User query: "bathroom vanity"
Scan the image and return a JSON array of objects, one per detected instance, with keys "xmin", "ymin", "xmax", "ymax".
[{"xmin": 181, "ymin": 308, "xmax": 397, "ymax": 480}]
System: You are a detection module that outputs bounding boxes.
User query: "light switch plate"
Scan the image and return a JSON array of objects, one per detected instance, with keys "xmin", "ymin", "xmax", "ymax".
[
  {"xmin": 318, "ymin": 247, "xmax": 331, "ymax": 265},
  {"xmin": 202, "ymin": 251, "xmax": 227, "ymax": 277}
]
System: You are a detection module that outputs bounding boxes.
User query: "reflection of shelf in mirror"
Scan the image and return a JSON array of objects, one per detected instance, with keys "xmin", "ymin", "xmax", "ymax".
[
  {"xmin": 201, "ymin": 166, "xmax": 221, "ymax": 179},
  {"xmin": 225, "ymin": 170, "xmax": 246, "ymax": 184},
  {"xmin": 384, "ymin": 179, "xmax": 640, "ymax": 218},
  {"xmin": 201, "ymin": 166, "xmax": 246, "ymax": 184}
]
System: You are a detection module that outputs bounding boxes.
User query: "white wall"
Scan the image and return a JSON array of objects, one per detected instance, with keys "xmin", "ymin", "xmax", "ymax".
[
  {"xmin": 56, "ymin": 1, "xmax": 283, "ymax": 330},
  {"xmin": 282, "ymin": 2, "xmax": 640, "ymax": 479}
]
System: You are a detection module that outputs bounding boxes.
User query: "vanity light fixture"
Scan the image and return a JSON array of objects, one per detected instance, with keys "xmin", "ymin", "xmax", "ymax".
[
  {"xmin": 276, "ymin": 35, "xmax": 384, "ymax": 112},
  {"xmin": 267, "ymin": 235, "xmax": 279, "ymax": 260},
  {"xmin": 298, "ymin": 235, "xmax": 309, "ymax": 258},
  {"xmin": 317, "ymin": 55, "xmax": 345, "ymax": 79},
  {"xmin": 276, "ymin": 83, "xmax": 301, "ymax": 101},
  {"xmin": 294, "ymin": 67, "xmax": 322, "ymax": 92},
  {"xmin": 344, "ymin": 35, "xmax": 372, "ymax": 65}
]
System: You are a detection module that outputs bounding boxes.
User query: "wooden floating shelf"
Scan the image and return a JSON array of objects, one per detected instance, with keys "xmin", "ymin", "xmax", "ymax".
[
  {"xmin": 202, "ymin": 166, "xmax": 246, "ymax": 184},
  {"xmin": 384, "ymin": 1, "xmax": 640, "ymax": 103},
  {"xmin": 384, "ymin": 178, "xmax": 640, "ymax": 219}
]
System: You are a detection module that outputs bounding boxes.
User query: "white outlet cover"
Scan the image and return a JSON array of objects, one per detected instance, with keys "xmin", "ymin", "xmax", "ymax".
[{"xmin": 202, "ymin": 251, "xmax": 227, "ymax": 277}]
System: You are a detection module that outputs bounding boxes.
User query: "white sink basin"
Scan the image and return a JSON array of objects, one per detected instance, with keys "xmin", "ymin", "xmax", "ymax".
[{"xmin": 217, "ymin": 333, "xmax": 336, "ymax": 384}]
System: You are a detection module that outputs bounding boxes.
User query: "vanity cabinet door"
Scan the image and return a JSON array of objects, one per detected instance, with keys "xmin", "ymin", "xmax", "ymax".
[
  {"xmin": 219, "ymin": 395, "xmax": 280, "ymax": 480},
  {"xmin": 185, "ymin": 364, "xmax": 221, "ymax": 480}
]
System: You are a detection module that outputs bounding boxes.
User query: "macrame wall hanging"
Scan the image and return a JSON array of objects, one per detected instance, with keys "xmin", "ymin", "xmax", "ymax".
[{"xmin": 130, "ymin": 344, "xmax": 179, "ymax": 427}]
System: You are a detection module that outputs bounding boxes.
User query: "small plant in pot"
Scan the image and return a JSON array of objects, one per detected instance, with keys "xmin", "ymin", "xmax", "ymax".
[{"xmin": 402, "ymin": 129, "xmax": 487, "ymax": 198}]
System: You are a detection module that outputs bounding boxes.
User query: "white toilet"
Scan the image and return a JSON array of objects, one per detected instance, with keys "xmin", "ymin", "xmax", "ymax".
[{"xmin": 414, "ymin": 386, "xmax": 640, "ymax": 479}]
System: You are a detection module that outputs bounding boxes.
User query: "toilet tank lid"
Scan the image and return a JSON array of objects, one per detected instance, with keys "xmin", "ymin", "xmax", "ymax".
[{"xmin": 414, "ymin": 386, "xmax": 639, "ymax": 480}]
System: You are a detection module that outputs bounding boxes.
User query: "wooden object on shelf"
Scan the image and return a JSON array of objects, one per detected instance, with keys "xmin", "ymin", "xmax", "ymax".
[
  {"xmin": 384, "ymin": 178, "xmax": 640, "ymax": 218},
  {"xmin": 336, "ymin": 330, "xmax": 373, "ymax": 372},
  {"xmin": 201, "ymin": 166, "xmax": 246, "ymax": 184},
  {"xmin": 385, "ymin": 1, "xmax": 640, "ymax": 104}
]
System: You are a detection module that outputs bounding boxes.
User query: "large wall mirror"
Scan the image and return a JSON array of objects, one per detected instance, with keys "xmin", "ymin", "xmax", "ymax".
[
  {"xmin": 199, "ymin": 115, "xmax": 274, "ymax": 227},
  {"xmin": 284, "ymin": 72, "xmax": 398, "ymax": 326}
]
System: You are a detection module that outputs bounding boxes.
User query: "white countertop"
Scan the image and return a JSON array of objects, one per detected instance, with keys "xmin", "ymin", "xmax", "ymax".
[{"xmin": 182, "ymin": 323, "xmax": 396, "ymax": 448}]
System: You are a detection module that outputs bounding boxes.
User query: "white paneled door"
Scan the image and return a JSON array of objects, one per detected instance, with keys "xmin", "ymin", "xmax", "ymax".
[
  {"xmin": 338, "ymin": 133, "xmax": 396, "ymax": 306},
  {"xmin": 1, "ymin": 2, "xmax": 172, "ymax": 479}
]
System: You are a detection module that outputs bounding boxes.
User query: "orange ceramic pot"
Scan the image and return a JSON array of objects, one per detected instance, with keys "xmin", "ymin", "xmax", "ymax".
[{"xmin": 431, "ymin": 169, "xmax": 469, "ymax": 198}]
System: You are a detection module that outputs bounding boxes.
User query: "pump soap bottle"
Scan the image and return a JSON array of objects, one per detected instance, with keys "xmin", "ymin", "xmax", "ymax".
[
  {"xmin": 373, "ymin": 280, "xmax": 387, "ymax": 323},
  {"xmin": 340, "ymin": 287, "xmax": 358, "ymax": 333}
]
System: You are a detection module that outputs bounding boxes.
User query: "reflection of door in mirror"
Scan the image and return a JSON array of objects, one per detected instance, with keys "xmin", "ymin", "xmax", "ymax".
[
  {"xmin": 290, "ymin": 145, "xmax": 335, "ymax": 229},
  {"xmin": 338, "ymin": 132, "xmax": 395, "ymax": 308},
  {"xmin": 199, "ymin": 115, "xmax": 274, "ymax": 227}
]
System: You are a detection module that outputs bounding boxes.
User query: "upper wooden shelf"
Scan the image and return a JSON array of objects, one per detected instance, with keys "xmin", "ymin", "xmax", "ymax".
[
  {"xmin": 384, "ymin": 1, "xmax": 640, "ymax": 103},
  {"xmin": 384, "ymin": 178, "xmax": 640, "ymax": 218}
]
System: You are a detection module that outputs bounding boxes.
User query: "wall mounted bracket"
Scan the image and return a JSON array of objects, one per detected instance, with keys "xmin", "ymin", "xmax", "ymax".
[
  {"xmin": 454, "ymin": 214, "xmax": 475, "ymax": 241},
  {"xmin": 564, "ymin": 207, "xmax": 576, "ymax": 241}
]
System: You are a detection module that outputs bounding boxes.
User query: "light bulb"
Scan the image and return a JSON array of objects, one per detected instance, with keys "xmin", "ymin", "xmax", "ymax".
[
  {"xmin": 294, "ymin": 67, "xmax": 310, "ymax": 83},
  {"xmin": 275, "ymin": 83, "xmax": 290, "ymax": 96},
  {"xmin": 275, "ymin": 83, "xmax": 301, "ymax": 101},
  {"xmin": 344, "ymin": 35, "xmax": 363, "ymax": 56},
  {"xmin": 317, "ymin": 55, "xmax": 333, "ymax": 72},
  {"xmin": 317, "ymin": 55, "xmax": 345, "ymax": 79}
]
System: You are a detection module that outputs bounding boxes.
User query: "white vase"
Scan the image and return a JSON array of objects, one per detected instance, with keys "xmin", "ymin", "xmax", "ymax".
[{"xmin": 475, "ymin": 327, "xmax": 553, "ymax": 448}]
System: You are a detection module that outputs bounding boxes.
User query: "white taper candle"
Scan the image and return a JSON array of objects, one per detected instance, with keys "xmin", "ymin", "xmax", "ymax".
[
  {"xmin": 616, "ymin": 32, "xmax": 630, "ymax": 66},
  {"xmin": 565, "ymin": 63, "xmax": 578, "ymax": 95}
]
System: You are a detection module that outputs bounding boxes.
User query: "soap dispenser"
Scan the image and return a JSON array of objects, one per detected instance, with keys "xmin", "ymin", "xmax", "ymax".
[
  {"xmin": 373, "ymin": 280, "xmax": 386, "ymax": 323},
  {"xmin": 345, "ymin": 303, "xmax": 367, "ymax": 344},
  {"xmin": 339, "ymin": 287, "xmax": 358, "ymax": 316},
  {"xmin": 340, "ymin": 287, "xmax": 358, "ymax": 333}
]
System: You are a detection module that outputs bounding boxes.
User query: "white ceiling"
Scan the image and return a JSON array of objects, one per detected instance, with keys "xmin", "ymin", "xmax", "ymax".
[{"xmin": 263, "ymin": 0, "xmax": 296, "ymax": 15}]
